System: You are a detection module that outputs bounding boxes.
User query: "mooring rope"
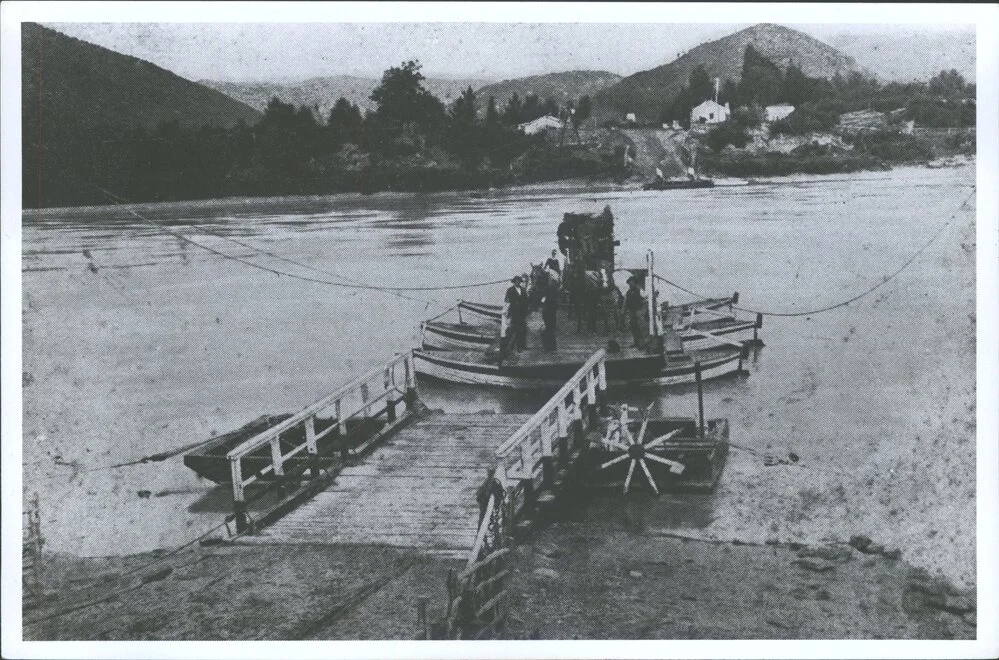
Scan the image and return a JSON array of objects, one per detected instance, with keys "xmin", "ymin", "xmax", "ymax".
[
  {"xmin": 94, "ymin": 187, "xmax": 508, "ymax": 300},
  {"xmin": 655, "ymin": 185, "xmax": 976, "ymax": 318}
]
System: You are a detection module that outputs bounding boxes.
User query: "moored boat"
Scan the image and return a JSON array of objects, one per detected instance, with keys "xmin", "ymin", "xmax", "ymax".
[
  {"xmin": 642, "ymin": 177, "xmax": 714, "ymax": 191},
  {"xmin": 422, "ymin": 293, "xmax": 762, "ymax": 353},
  {"xmin": 413, "ymin": 343, "xmax": 746, "ymax": 389},
  {"xmin": 413, "ymin": 205, "xmax": 762, "ymax": 389}
]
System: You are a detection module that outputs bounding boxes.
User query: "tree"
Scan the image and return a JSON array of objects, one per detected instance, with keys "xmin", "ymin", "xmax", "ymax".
[
  {"xmin": 688, "ymin": 65, "xmax": 714, "ymax": 104},
  {"xmin": 485, "ymin": 96, "xmax": 501, "ymax": 128},
  {"xmin": 503, "ymin": 93, "xmax": 523, "ymax": 125},
  {"xmin": 783, "ymin": 63, "xmax": 813, "ymax": 106},
  {"xmin": 574, "ymin": 95, "xmax": 593, "ymax": 129},
  {"xmin": 328, "ymin": 97, "xmax": 363, "ymax": 145},
  {"xmin": 738, "ymin": 45, "xmax": 785, "ymax": 106},
  {"xmin": 369, "ymin": 60, "xmax": 446, "ymax": 132},
  {"xmin": 928, "ymin": 69, "xmax": 968, "ymax": 97},
  {"xmin": 450, "ymin": 86, "xmax": 478, "ymax": 128}
]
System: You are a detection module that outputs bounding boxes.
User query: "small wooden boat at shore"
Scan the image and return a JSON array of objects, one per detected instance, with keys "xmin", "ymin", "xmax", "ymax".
[{"xmin": 183, "ymin": 414, "xmax": 384, "ymax": 484}]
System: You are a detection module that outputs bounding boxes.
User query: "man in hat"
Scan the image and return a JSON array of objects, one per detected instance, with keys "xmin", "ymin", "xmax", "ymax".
[
  {"xmin": 624, "ymin": 275, "xmax": 646, "ymax": 347},
  {"xmin": 545, "ymin": 249, "xmax": 562, "ymax": 275},
  {"xmin": 504, "ymin": 275, "xmax": 529, "ymax": 351},
  {"xmin": 541, "ymin": 271, "xmax": 560, "ymax": 351}
]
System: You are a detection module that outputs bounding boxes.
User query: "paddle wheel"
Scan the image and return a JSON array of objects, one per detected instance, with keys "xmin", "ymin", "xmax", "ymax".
[{"xmin": 598, "ymin": 404, "xmax": 685, "ymax": 494}]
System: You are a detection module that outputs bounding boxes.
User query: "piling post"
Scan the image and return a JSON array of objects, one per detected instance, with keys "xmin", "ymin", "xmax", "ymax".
[
  {"xmin": 521, "ymin": 478, "xmax": 536, "ymax": 518},
  {"xmin": 270, "ymin": 435, "xmax": 286, "ymax": 497},
  {"xmin": 557, "ymin": 403, "xmax": 570, "ymax": 466},
  {"xmin": 695, "ymin": 362, "xmax": 705, "ymax": 439},
  {"xmin": 404, "ymin": 352, "xmax": 418, "ymax": 405},
  {"xmin": 596, "ymin": 359, "xmax": 607, "ymax": 408},
  {"xmin": 586, "ymin": 369, "xmax": 598, "ymax": 427},
  {"xmin": 384, "ymin": 367, "xmax": 397, "ymax": 422},
  {"xmin": 646, "ymin": 250, "xmax": 657, "ymax": 338},
  {"xmin": 305, "ymin": 416, "xmax": 319, "ymax": 479}
]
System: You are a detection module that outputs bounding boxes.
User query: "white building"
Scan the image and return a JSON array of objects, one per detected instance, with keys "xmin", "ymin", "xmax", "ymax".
[
  {"xmin": 690, "ymin": 100, "xmax": 730, "ymax": 125},
  {"xmin": 765, "ymin": 104, "xmax": 796, "ymax": 122},
  {"xmin": 518, "ymin": 115, "xmax": 564, "ymax": 135},
  {"xmin": 625, "ymin": 112, "xmax": 637, "ymax": 123}
]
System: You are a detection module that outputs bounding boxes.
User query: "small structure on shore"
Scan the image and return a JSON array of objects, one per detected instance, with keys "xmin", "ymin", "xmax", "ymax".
[
  {"xmin": 518, "ymin": 115, "xmax": 564, "ymax": 135},
  {"xmin": 765, "ymin": 104, "xmax": 796, "ymax": 122},
  {"xmin": 691, "ymin": 99, "xmax": 730, "ymax": 125}
]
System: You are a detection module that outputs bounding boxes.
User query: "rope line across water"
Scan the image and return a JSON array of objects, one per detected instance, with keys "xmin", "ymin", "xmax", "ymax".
[
  {"xmin": 95, "ymin": 187, "xmax": 506, "ymax": 302},
  {"xmin": 655, "ymin": 185, "xmax": 975, "ymax": 318}
]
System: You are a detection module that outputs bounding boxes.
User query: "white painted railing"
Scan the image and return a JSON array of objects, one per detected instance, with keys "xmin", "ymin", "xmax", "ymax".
[
  {"xmin": 227, "ymin": 352, "xmax": 417, "ymax": 514},
  {"xmin": 493, "ymin": 349, "xmax": 607, "ymax": 517}
]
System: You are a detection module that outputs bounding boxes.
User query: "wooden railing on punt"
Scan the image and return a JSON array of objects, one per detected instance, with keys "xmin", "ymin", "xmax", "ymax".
[
  {"xmin": 493, "ymin": 348, "xmax": 607, "ymax": 519},
  {"xmin": 226, "ymin": 351, "xmax": 417, "ymax": 532},
  {"xmin": 438, "ymin": 349, "xmax": 608, "ymax": 639}
]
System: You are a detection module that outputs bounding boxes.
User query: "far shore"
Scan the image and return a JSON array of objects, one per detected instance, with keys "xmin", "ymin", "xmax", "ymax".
[{"xmin": 21, "ymin": 155, "xmax": 975, "ymax": 215}]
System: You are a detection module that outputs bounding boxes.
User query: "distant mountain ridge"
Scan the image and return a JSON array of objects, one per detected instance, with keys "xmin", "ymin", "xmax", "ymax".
[
  {"xmin": 22, "ymin": 23, "xmax": 261, "ymax": 136},
  {"xmin": 200, "ymin": 75, "xmax": 492, "ymax": 117},
  {"xmin": 473, "ymin": 70, "xmax": 623, "ymax": 110},
  {"xmin": 593, "ymin": 23, "xmax": 861, "ymax": 122},
  {"xmin": 827, "ymin": 29, "xmax": 976, "ymax": 83}
]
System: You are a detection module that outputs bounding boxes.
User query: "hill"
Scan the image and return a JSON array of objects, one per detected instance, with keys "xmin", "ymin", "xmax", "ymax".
[
  {"xmin": 593, "ymin": 23, "xmax": 860, "ymax": 122},
  {"xmin": 201, "ymin": 75, "xmax": 492, "ymax": 118},
  {"xmin": 22, "ymin": 23, "xmax": 262, "ymax": 207},
  {"xmin": 22, "ymin": 23, "xmax": 261, "ymax": 138},
  {"xmin": 473, "ymin": 70, "xmax": 623, "ymax": 111},
  {"xmin": 826, "ymin": 29, "xmax": 975, "ymax": 83}
]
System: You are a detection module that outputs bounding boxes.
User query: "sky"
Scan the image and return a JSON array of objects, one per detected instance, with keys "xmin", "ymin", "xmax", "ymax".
[{"xmin": 40, "ymin": 20, "xmax": 977, "ymax": 83}]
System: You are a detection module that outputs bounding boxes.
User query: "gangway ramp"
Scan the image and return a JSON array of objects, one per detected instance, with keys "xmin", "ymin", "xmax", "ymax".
[
  {"xmin": 251, "ymin": 412, "xmax": 532, "ymax": 552},
  {"xmin": 224, "ymin": 349, "xmax": 609, "ymax": 558}
]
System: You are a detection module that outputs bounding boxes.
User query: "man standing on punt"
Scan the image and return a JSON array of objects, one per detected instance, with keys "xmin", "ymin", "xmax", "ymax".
[
  {"xmin": 625, "ymin": 275, "xmax": 646, "ymax": 348},
  {"xmin": 504, "ymin": 275, "xmax": 529, "ymax": 351}
]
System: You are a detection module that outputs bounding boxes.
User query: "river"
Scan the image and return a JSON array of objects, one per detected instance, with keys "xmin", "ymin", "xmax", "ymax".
[{"xmin": 21, "ymin": 163, "xmax": 977, "ymax": 588}]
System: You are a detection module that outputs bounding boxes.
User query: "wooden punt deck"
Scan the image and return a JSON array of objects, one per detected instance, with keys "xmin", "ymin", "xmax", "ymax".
[{"xmin": 246, "ymin": 412, "xmax": 533, "ymax": 553}]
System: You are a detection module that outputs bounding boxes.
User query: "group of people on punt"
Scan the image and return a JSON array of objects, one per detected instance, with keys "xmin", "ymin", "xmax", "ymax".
[{"xmin": 502, "ymin": 249, "xmax": 646, "ymax": 353}]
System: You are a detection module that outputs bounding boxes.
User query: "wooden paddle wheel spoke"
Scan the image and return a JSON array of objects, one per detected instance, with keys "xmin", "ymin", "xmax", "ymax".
[
  {"xmin": 644, "ymin": 452, "xmax": 685, "ymax": 474},
  {"xmin": 644, "ymin": 428, "xmax": 681, "ymax": 450},
  {"xmin": 639, "ymin": 459, "xmax": 660, "ymax": 495},
  {"xmin": 600, "ymin": 453, "xmax": 631, "ymax": 470},
  {"xmin": 623, "ymin": 459, "xmax": 637, "ymax": 494}
]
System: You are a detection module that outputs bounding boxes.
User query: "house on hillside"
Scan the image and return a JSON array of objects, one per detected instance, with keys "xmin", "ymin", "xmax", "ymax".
[
  {"xmin": 625, "ymin": 113, "xmax": 637, "ymax": 124},
  {"xmin": 765, "ymin": 104, "xmax": 796, "ymax": 122},
  {"xmin": 518, "ymin": 115, "xmax": 564, "ymax": 135},
  {"xmin": 690, "ymin": 100, "xmax": 730, "ymax": 125}
]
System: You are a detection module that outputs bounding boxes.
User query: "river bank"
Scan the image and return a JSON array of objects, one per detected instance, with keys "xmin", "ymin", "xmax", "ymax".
[{"xmin": 23, "ymin": 530, "xmax": 975, "ymax": 641}]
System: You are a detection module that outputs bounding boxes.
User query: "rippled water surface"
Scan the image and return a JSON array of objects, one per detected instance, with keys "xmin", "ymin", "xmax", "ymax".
[{"xmin": 22, "ymin": 165, "xmax": 977, "ymax": 586}]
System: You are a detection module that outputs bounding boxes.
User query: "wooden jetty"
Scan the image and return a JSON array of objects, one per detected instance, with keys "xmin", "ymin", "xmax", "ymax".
[
  {"xmin": 216, "ymin": 349, "xmax": 610, "ymax": 554},
  {"xmin": 196, "ymin": 348, "xmax": 727, "ymax": 639}
]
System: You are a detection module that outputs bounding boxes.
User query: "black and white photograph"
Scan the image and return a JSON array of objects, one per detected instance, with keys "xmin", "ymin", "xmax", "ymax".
[{"xmin": 2, "ymin": 2, "xmax": 997, "ymax": 658}]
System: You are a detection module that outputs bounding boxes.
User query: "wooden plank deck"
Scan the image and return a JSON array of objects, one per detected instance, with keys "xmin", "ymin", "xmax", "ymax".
[{"xmin": 247, "ymin": 412, "xmax": 532, "ymax": 554}]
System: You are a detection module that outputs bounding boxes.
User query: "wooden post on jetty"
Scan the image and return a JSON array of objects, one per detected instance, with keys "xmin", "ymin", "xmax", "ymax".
[
  {"xmin": 646, "ymin": 250, "xmax": 657, "ymax": 339},
  {"xmin": 695, "ymin": 361, "xmax": 705, "ymax": 439}
]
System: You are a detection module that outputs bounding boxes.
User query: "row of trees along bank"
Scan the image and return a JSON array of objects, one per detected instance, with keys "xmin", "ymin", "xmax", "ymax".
[{"xmin": 24, "ymin": 61, "xmax": 619, "ymax": 208}]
